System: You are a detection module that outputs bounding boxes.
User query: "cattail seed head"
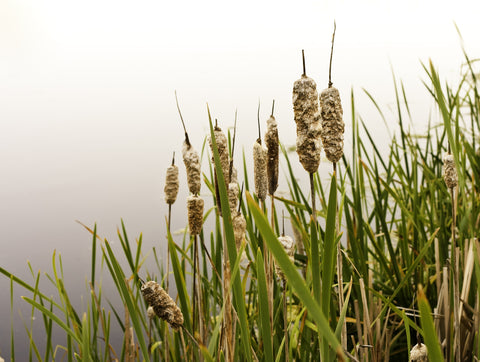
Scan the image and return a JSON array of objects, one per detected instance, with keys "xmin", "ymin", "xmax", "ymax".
[
  {"xmin": 275, "ymin": 235, "xmax": 295, "ymax": 280},
  {"xmin": 253, "ymin": 140, "xmax": 268, "ymax": 202},
  {"xmin": 208, "ymin": 125, "xmax": 230, "ymax": 184},
  {"xmin": 233, "ymin": 211, "xmax": 247, "ymax": 250},
  {"xmin": 409, "ymin": 342, "xmax": 427, "ymax": 361},
  {"xmin": 147, "ymin": 305, "xmax": 156, "ymax": 319},
  {"xmin": 293, "ymin": 75, "xmax": 322, "ymax": 173},
  {"xmin": 164, "ymin": 164, "xmax": 179, "ymax": 205},
  {"xmin": 182, "ymin": 141, "xmax": 201, "ymax": 195},
  {"xmin": 443, "ymin": 153, "xmax": 458, "ymax": 189},
  {"xmin": 320, "ymin": 87, "xmax": 344, "ymax": 163},
  {"xmin": 265, "ymin": 115, "xmax": 279, "ymax": 195},
  {"xmin": 187, "ymin": 195, "xmax": 204, "ymax": 235},
  {"xmin": 228, "ymin": 182, "xmax": 239, "ymax": 214},
  {"xmin": 141, "ymin": 281, "xmax": 184, "ymax": 330}
]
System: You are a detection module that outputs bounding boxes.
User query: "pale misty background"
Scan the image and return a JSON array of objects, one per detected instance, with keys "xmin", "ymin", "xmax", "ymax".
[{"xmin": 1, "ymin": 0, "xmax": 479, "ymax": 358}]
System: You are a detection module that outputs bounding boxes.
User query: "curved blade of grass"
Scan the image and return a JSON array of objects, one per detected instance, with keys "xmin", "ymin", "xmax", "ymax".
[
  {"xmin": 246, "ymin": 191, "xmax": 345, "ymax": 360},
  {"xmin": 417, "ymin": 285, "xmax": 443, "ymax": 361},
  {"xmin": 256, "ymin": 248, "xmax": 274, "ymax": 362}
]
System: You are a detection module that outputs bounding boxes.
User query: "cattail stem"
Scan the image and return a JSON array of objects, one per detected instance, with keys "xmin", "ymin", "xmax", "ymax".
[
  {"xmin": 451, "ymin": 186, "xmax": 460, "ymax": 362},
  {"xmin": 302, "ymin": 49, "xmax": 306, "ymax": 76},
  {"xmin": 283, "ymin": 279, "xmax": 289, "ymax": 362},
  {"xmin": 310, "ymin": 172, "xmax": 316, "ymax": 223},
  {"xmin": 328, "ymin": 21, "xmax": 337, "ymax": 88}
]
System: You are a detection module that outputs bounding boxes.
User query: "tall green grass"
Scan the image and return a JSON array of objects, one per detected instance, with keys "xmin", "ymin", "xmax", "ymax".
[{"xmin": 2, "ymin": 50, "xmax": 480, "ymax": 361}]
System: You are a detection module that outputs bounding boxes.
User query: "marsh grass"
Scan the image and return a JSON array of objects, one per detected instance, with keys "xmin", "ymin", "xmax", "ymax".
[{"xmin": 2, "ymin": 49, "xmax": 480, "ymax": 361}]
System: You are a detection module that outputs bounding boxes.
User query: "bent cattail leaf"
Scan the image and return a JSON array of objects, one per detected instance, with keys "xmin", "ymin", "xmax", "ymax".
[
  {"xmin": 187, "ymin": 195, "xmax": 204, "ymax": 235},
  {"xmin": 409, "ymin": 342, "xmax": 427, "ymax": 362},
  {"xmin": 182, "ymin": 141, "xmax": 201, "ymax": 195},
  {"xmin": 265, "ymin": 113, "xmax": 279, "ymax": 195},
  {"xmin": 141, "ymin": 281, "xmax": 184, "ymax": 330},
  {"xmin": 228, "ymin": 182, "xmax": 239, "ymax": 214},
  {"xmin": 208, "ymin": 123, "xmax": 230, "ymax": 184},
  {"xmin": 291, "ymin": 218, "xmax": 305, "ymax": 256},
  {"xmin": 320, "ymin": 87, "xmax": 344, "ymax": 163},
  {"xmin": 253, "ymin": 140, "xmax": 268, "ymax": 202},
  {"xmin": 275, "ymin": 235, "xmax": 295, "ymax": 280},
  {"xmin": 233, "ymin": 211, "xmax": 247, "ymax": 250},
  {"xmin": 293, "ymin": 75, "xmax": 322, "ymax": 174},
  {"xmin": 164, "ymin": 163, "xmax": 179, "ymax": 205},
  {"xmin": 443, "ymin": 153, "xmax": 458, "ymax": 189}
]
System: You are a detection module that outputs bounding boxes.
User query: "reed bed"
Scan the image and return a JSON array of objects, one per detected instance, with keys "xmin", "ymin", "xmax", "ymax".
[{"xmin": 2, "ymin": 44, "xmax": 480, "ymax": 362}]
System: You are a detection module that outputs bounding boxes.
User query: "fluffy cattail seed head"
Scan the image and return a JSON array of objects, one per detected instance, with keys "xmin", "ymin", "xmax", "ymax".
[
  {"xmin": 265, "ymin": 115, "xmax": 279, "ymax": 195},
  {"xmin": 187, "ymin": 195, "xmax": 204, "ymax": 235},
  {"xmin": 293, "ymin": 75, "xmax": 322, "ymax": 173},
  {"xmin": 164, "ymin": 164, "xmax": 179, "ymax": 205},
  {"xmin": 182, "ymin": 142, "xmax": 201, "ymax": 195},
  {"xmin": 320, "ymin": 87, "xmax": 344, "ymax": 163},
  {"xmin": 409, "ymin": 342, "xmax": 427, "ymax": 361},
  {"xmin": 228, "ymin": 182, "xmax": 239, "ymax": 214},
  {"xmin": 443, "ymin": 153, "xmax": 458, "ymax": 189},
  {"xmin": 208, "ymin": 125, "xmax": 230, "ymax": 185},
  {"xmin": 233, "ymin": 211, "xmax": 247, "ymax": 250},
  {"xmin": 141, "ymin": 281, "xmax": 184, "ymax": 330},
  {"xmin": 147, "ymin": 305, "xmax": 156, "ymax": 320},
  {"xmin": 253, "ymin": 140, "xmax": 268, "ymax": 202},
  {"xmin": 275, "ymin": 235, "xmax": 295, "ymax": 280}
]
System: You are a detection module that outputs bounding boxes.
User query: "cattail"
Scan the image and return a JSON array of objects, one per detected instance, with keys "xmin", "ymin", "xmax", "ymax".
[
  {"xmin": 253, "ymin": 140, "xmax": 268, "ymax": 202},
  {"xmin": 292, "ymin": 52, "xmax": 322, "ymax": 174},
  {"xmin": 208, "ymin": 122, "xmax": 230, "ymax": 184},
  {"xmin": 275, "ymin": 235, "xmax": 295, "ymax": 280},
  {"xmin": 164, "ymin": 157, "xmax": 179, "ymax": 205},
  {"xmin": 320, "ymin": 87, "xmax": 344, "ymax": 163},
  {"xmin": 228, "ymin": 182, "xmax": 239, "ymax": 213},
  {"xmin": 409, "ymin": 342, "xmax": 427, "ymax": 361},
  {"xmin": 141, "ymin": 280, "xmax": 184, "ymax": 330},
  {"xmin": 265, "ymin": 103, "xmax": 279, "ymax": 195},
  {"xmin": 187, "ymin": 195, "xmax": 204, "ymax": 235},
  {"xmin": 443, "ymin": 153, "xmax": 458, "ymax": 189},
  {"xmin": 182, "ymin": 141, "xmax": 201, "ymax": 195},
  {"xmin": 233, "ymin": 211, "xmax": 247, "ymax": 250},
  {"xmin": 147, "ymin": 305, "xmax": 156, "ymax": 320}
]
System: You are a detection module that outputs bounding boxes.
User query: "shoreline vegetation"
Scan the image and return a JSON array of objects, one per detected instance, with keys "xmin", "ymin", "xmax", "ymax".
[{"xmin": 2, "ymin": 43, "xmax": 480, "ymax": 361}]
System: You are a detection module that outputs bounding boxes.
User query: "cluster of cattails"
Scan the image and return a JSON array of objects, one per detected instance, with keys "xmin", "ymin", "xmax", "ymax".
[
  {"xmin": 443, "ymin": 153, "xmax": 458, "ymax": 189},
  {"xmin": 275, "ymin": 234, "xmax": 295, "ymax": 281},
  {"xmin": 141, "ymin": 280, "xmax": 184, "ymax": 331},
  {"xmin": 409, "ymin": 342, "xmax": 427, "ymax": 362}
]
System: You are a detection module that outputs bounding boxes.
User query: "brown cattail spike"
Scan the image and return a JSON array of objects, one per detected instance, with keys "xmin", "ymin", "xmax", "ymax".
[
  {"xmin": 228, "ymin": 182, "xmax": 239, "ymax": 214},
  {"xmin": 320, "ymin": 87, "xmax": 344, "ymax": 163},
  {"xmin": 182, "ymin": 142, "xmax": 201, "ymax": 195},
  {"xmin": 208, "ymin": 123, "xmax": 230, "ymax": 185},
  {"xmin": 233, "ymin": 211, "xmax": 247, "ymax": 250},
  {"xmin": 409, "ymin": 342, "xmax": 427, "ymax": 361},
  {"xmin": 164, "ymin": 152, "xmax": 180, "ymax": 205},
  {"xmin": 187, "ymin": 195, "xmax": 204, "ymax": 235},
  {"xmin": 443, "ymin": 153, "xmax": 458, "ymax": 189},
  {"xmin": 265, "ymin": 100, "xmax": 279, "ymax": 195},
  {"xmin": 253, "ymin": 140, "xmax": 268, "ymax": 202},
  {"xmin": 141, "ymin": 280, "xmax": 184, "ymax": 330},
  {"xmin": 275, "ymin": 235, "xmax": 295, "ymax": 280},
  {"xmin": 293, "ymin": 54, "xmax": 322, "ymax": 173}
]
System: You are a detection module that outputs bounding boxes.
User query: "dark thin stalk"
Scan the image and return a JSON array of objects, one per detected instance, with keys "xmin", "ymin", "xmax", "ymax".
[
  {"xmin": 271, "ymin": 100, "xmax": 275, "ymax": 117},
  {"xmin": 310, "ymin": 172, "xmax": 316, "ymax": 223},
  {"xmin": 302, "ymin": 49, "xmax": 306, "ymax": 76},
  {"xmin": 283, "ymin": 279, "xmax": 289, "ymax": 362},
  {"xmin": 257, "ymin": 100, "xmax": 262, "ymax": 143},
  {"xmin": 175, "ymin": 91, "xmax": 190, "ymax": 146},
  {"xmin": 328, "ymin": 21, "xmax": 337, "ymax": 88}
]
